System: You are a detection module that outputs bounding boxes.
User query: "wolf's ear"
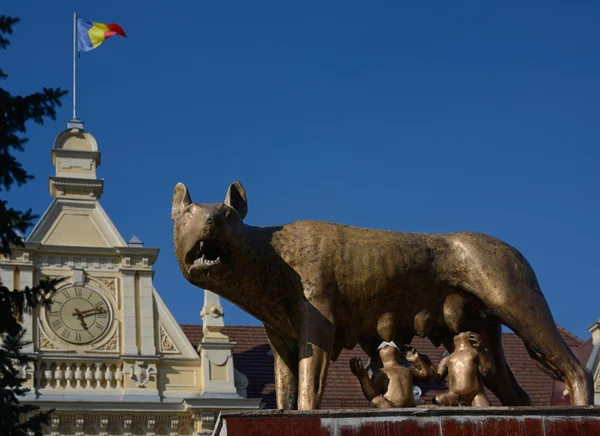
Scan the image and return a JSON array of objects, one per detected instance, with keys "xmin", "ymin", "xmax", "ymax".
[
  {"xmin": 224, "ymin": 181, "xmax": 248, "ymax": 220},
  {"xmin": 172, "ymin": 183, "xmax": 192, "ymax": 220}
]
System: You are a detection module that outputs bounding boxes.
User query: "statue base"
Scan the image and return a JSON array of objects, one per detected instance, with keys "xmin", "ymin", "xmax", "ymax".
[{"xmin": 212, "ymin": 407, "xmax": 600, "ymax": 435}]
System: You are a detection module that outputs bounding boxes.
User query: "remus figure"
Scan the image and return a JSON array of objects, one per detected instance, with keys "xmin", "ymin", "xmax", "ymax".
[
  {"xmin": 435, "ymin": 331, "xmax": 495, "ymax": 407},
  {"xmin": 350, "ymin": 344, "xmax": 437, "ymax": 408}
]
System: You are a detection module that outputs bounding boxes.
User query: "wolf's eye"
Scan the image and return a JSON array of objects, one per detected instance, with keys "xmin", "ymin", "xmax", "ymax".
[{"xmin": 206, "ymin": 218, "xmax": 213, "ymax": 225}]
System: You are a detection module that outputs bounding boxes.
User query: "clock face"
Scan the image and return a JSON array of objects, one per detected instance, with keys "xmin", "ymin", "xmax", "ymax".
[{"xmin": 45, "ymin": 286, "xmax": 111, "ymax": 345}]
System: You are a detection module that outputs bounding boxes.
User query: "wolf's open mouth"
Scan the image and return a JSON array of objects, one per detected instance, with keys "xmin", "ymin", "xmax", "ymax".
[{"xmin": 186, "ymin": 240, "xmax": 227, "ymax": 268}]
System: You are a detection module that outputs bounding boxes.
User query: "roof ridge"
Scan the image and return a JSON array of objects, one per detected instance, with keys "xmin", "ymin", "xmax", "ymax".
[{"xmin": 556, "ymin": 324, "xmax": 583, "ymax": 345}]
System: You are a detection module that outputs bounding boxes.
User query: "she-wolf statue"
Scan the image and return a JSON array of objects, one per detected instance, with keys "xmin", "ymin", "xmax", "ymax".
[{"xmin": 171, "ymin": 181, "xmax": 592, "ymax": 410}]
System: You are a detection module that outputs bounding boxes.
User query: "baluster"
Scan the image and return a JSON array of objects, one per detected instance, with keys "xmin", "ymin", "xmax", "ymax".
[
  {"xmin": 43, "ymin": 363, "xmax": 53, "ymax": 389},
  {"xmin": 75, "ymin": 363, "xmax": 83, "ymax": 388},
  {"xmin": 85, "ymin": 364, "xmax": 93, "ymax": 389},
  {"xmin": 94, "ymin": 364, "xmax": 103, "ymax": 389},
  {"xmin": 170, "ymin": 418, "xmax": 179, "ymax": 436},
  {"xmin": 104, "ymin": 364, "xmax": 114, "ymax": 389},
  {"xmin": 34, "ymin": 362, "xmax": 42, "ymax": 391},
  {"xmin": 54, "ymin": 363, "xmax": 63, "ymax": 388},
  {"xmin": 65, "ymin": 364, "xmax": 73, "ymax": 389},
  {"xmin": 115, "ymin": 365, "xmax": 123, "ymax": 388}
]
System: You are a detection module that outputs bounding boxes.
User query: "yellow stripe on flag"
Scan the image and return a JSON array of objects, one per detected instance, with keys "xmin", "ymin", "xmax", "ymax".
[{"xmin": 89, "ymin": 22, "xmax": 110, "ymax": 48}]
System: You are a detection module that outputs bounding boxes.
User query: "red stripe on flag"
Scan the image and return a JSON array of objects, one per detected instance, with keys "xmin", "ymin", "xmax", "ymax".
[{"xmin": 106, "ymin": 23, "xmax": 127, "ymax": 38}]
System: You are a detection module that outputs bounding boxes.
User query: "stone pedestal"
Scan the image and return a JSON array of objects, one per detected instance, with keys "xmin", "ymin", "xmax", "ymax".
[{"xmin": 212, "ymin": 407, "xmax": 600, "ymax": 436}]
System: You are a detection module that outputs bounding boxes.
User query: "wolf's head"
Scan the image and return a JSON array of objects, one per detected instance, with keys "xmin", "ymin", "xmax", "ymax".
[{"xmin": 172, "ymin": 181, "xmax": 248, "ymax": 288}]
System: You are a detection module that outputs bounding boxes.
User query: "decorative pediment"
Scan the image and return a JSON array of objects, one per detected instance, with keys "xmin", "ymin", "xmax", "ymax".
[
  {"xmin": 27, "ymin": 199, "xmax": 126, "ymax": 248},
  {"xmin": 154, "ymin": 290, "xmax": 198, "ymax": 359},
  {"xmin": 159, "ymin": 324, "xmax": 180, "ymax": 354}
]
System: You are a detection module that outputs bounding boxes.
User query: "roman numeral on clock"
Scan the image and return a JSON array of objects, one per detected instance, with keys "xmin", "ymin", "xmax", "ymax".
[
  {"xmin": 76, "ymin": 332, "xmax": 82, "ymax": 342},
  {"xmin": 51, "ymin": 319, "xmax": 62, "ymax": 329},
  {"xmin": 75, "ymin": 288, "xmax": 82, "ymax": 297},
  {"xmin": 61, "ymin": 328, "xmax": 71, "ymax": 339},
  {"xmin": 95, "ymin": 323, "xmax": 104, "ymax": 330}
]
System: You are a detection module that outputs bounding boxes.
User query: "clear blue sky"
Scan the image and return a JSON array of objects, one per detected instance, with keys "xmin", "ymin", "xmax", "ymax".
[{"xmin": 4, "ymin": 1, "xmax": 599, "ymax": 338}]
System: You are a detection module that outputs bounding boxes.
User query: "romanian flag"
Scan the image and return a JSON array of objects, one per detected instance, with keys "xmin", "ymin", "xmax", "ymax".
[{"xmin": 77, "ymin": 19, "xmax": 127, "ymax": 52}]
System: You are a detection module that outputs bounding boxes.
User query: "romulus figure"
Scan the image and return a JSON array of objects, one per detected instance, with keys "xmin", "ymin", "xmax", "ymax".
[
  {"xmin": 434, "ymin": 331, "xmax": 495, "ymax": 407},
  {"xmin": 350, "ymin": 344, "xmax": 437, "ymax": 408}
]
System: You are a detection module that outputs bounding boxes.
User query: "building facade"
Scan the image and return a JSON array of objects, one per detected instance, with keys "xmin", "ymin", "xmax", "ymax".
[
  {"xmin": 585, "ymin": 319, "xmax": 600, "ymax": 405},
  {"xmin": 1, "ymin": 119, "xmax": 261, "ymax": 436}
]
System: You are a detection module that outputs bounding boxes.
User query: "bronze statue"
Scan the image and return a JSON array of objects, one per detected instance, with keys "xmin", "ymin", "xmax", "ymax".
[
  {"xmin": 434, "ymin": 332, "xmax": 495, "ymax": 407},
  {"xmin": 172, "ymin": 181, "xmax": 593, "ymax": 410},
  {"xmin": 350, "ymin": 344, "xmax": 437, "ymax": 408}
]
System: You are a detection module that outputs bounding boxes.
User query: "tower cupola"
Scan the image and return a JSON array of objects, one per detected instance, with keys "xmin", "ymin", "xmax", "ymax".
[{"xmin": 49, "ymin": 119, "xmax": 104, "ymax": 199}]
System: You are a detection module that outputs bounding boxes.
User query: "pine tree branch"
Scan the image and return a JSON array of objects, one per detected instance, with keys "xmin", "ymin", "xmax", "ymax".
[{"xmin": 0, "ymin": 14, "xmax": 64, "ymax": 435}]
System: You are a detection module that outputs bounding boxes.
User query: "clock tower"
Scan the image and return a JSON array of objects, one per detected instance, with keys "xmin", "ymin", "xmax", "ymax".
[{"xmin": 0, "ymin": 119, "xmax": 261, "ymax": 435}]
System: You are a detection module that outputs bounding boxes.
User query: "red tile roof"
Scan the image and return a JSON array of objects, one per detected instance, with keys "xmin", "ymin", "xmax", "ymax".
[
  {"xmin": 551, "ymin": 337, "xmax": 595, "ymax": 405},
  {"xmin": 180, "ymin": 324, "xmax": 590, "ymax": 409},
  {"xmin": 574, "ymin": 338, "xmax": 594, "ymax": 366}
]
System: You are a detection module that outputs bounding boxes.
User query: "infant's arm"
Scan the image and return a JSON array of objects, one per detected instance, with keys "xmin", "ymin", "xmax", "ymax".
[
  {"xmin": 437, "ymin": 355, "xmax": 449, "ymax": 381},
  {"xmin": 411, "ymin": 353, "xmax": 438, "ymax": 381},
  {"xmin": 477, "ymin": 348, "xmax": 495, "ymax": 378}
]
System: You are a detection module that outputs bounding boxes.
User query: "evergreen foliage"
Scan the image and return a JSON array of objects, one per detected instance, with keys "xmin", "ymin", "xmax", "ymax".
[{"xmin": 0, "ymin": 15, "xmax": 66, "ymax": 435}]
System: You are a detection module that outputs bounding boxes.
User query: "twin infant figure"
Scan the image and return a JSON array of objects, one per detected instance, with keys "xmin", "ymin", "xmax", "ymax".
[{"xmin": 350, "ymin": 331, "xmax": 495, "ymax": 408}]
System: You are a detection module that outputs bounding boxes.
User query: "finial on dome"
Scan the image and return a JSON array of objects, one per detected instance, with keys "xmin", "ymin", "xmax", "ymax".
[{"xmin": 67, "ymin": 117, "xmax": 84, "ymax": 130}]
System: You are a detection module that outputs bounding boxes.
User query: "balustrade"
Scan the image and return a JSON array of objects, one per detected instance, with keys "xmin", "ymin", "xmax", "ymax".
[{"xmin": 35, "ymin": 361, "xmax": 124, "ymax": 390}]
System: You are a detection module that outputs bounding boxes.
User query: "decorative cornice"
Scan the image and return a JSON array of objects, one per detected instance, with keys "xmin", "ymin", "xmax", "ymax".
[
  {"xmin": 49, "ymin": 177, "xmax": 104, "ymax": 188},
  {"xmin": 49, "ymin": 177, "xmax": 104, "ymax": 199}
]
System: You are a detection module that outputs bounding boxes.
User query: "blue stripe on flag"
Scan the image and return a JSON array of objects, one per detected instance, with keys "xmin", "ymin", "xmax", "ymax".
[{"xmin": 76, "ymin": 19, "xmax": 94, "ymax": 52}]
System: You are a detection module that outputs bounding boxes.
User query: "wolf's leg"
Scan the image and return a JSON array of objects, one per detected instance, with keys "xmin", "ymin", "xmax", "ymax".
[
  {"xmin": 449, "ymin": 235, "xmax": 594, "ymax": 405},
  {"xmin": 477, "ymin": 323, "xmax": 530, "ymax": 406},
  {"xmin": 371, "ymin": 396, "xmax": 394, "ymax": 408},
  {"xmin": 266, "ymin": 325, "xmax": 299, "ymax": 409},
  {"xmin": 297, "ymin": 295, "xmax": 334, "ymax": 410},
  {"xmin": 434, "ymin": 391, "xmax": 459, "ymax": 406},
  {"xmin": 458, "ymin": 272, "xmax": 593, "ymax": 405},
  {"xmin": 472, "ymin": 392, "xmax": 491, "ymax": 407}
]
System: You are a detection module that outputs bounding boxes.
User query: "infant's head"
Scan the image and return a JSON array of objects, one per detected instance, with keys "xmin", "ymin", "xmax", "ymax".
[
  {"xmin": 453, "ymin": 331, "xmax": 481, "ymax": 348},
  {"xmin": 378, "ymin": 345, "xmax": 401, "ymax": 364}
]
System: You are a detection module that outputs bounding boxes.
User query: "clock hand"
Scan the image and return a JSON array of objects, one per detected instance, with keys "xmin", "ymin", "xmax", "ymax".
[
  {"xmin": 80, "ymin": 310, "xmax": 106, "ymax": 319},
  {"xmin": 73, "ymin": 308, "xmax": 89, "ymax": 330},
  {"xmin": 72, "ymin": 307, "xmax": 105, "ymax": 316}
]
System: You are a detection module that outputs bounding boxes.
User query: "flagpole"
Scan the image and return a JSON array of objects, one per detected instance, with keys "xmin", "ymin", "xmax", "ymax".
[{"xmin": 73, "ymin": 11, "xmax": 77, "ymax": 120}]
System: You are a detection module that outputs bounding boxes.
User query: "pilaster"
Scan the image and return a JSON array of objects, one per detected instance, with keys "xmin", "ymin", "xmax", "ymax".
[
  {"xmin": 139, "ymin": 271, "xmax": 156, "ymax": 355},
  {"xmin": 0, "ymin": 264, "xmax": 15, "ymax": 290},
  {"xmin": 121, "ymin": 271, "xmax": 138, "ymax": 355},
  {"xmin": 20, "ymin": 265, "xmax": 35, "ymax": 353}
]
